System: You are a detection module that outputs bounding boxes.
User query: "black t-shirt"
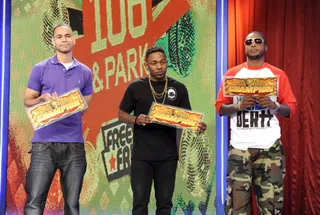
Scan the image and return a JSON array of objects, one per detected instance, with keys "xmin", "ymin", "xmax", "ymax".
[{"xmin": 119, "ymin": 76, "xmax": 191, "ymax": 161}]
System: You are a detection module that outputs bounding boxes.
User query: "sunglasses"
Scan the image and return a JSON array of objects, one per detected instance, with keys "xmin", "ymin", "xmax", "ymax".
[{"xmin": 244, "ymin": 38, "xmax": 264, "ymax": 46}]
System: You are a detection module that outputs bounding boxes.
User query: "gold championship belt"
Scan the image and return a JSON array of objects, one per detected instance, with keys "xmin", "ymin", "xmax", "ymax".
[
  {"xmin": 148, "ymin": 102, "xmax": 203, "ymax": 131},
  {"xmin": 26, "ymin": 88, "xmax": 88, "ymax": 130},
  {"xmin": 223, "ymin": 76, "xmax": 278, "ymax": 97}
]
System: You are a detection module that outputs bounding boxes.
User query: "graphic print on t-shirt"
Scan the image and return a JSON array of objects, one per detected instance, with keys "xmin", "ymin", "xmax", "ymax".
[
  {"xmin": 234, "ymin": 95, "xmax": 275, "ymax": 130},
  {"xmin": 167, "ymin": 87, "xmax": 177, "ymax": 101},
  {"xmin": 236, "ymin": 109, "xmax": 274, "ymax": 129}
]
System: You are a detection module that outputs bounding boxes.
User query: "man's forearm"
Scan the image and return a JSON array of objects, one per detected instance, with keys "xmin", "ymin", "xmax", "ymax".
[
  {"xmin": 81, "ymin": 109, "xmax": 88, "ymax": 116},
  {"xmin": 81, "ymin": 95, "xmax": 92, "ymax": 116},
  {"xmin": 118, "ymin": 110, "xmax": 136, "ymax": 124},
  {"xmin": 220, "ymin": 102, "xmax": 291, "ymax": 117},
  {"xmin": 219, "ymin": 104, "xmax": 240, "ymax": 116},
  {"xmin": 24, "ymin": 97, "xmax": 41, "ymax": 108},
  {"xmin": 277, "ymin": 104, "xmax": 291, "ymax": 117}
]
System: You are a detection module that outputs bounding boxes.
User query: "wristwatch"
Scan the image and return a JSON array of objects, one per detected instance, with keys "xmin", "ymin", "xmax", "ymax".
[{"xmin": 273, "ymin": 101, "xmax": 280, "ymax": 112}]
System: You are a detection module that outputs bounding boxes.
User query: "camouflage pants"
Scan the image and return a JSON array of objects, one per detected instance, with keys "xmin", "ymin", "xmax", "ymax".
[{"xmin": 225, "ymin": 139, "xmax": 285, "ymax": 215}]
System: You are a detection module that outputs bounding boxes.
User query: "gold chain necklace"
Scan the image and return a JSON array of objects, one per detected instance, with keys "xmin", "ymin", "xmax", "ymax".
[{"xmin": 148, "ymin": 75, "xmax": 168, "ymax": 104}]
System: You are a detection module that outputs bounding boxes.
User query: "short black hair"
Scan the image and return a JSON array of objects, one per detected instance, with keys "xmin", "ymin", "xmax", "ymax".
[
  {"xmin": 145, "ymin": 46, "xmax": 166, "ymax": 61},
  {"xmin": 53, "ymin": 23, "xmax": 73, "ymax": 37},
  {"xmin": 246, "ymin": 31, "xmax": 267, "ymax": 45}
]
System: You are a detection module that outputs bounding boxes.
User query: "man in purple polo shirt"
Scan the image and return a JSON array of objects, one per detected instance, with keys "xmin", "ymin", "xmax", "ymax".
[{"xmin": 23, "ymin": 23, "xmax": 92, "ymax": 215}]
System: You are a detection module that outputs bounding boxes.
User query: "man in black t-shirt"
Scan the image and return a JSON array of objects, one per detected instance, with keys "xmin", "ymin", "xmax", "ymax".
[{"xmin": 118, "ymin": 46, "xmax": 207, "ymax": 215}]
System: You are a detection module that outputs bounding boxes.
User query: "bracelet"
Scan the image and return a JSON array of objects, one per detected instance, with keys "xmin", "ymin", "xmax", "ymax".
[
  {"xmin": 134, "ymin": 116, "xmax": 138, "ymax": 124},
  {"xmin": 273, "ymin": 102, "xmax": 280, "ymax": 113}
]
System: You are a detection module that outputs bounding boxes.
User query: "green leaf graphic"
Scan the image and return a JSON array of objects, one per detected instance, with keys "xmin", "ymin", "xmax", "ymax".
[
  {"xmin": 168, "ymin": 10, "xmax": 196, "ymax": 77},
  {"xmin": 42, "ymin": 0, "xmax": 70, "ymax": 51}
]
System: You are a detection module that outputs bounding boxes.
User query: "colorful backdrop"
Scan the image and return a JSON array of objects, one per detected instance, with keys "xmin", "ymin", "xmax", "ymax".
[{"xmin": 7, "ymin": 0, "xmax": 217, "ymax": 214}]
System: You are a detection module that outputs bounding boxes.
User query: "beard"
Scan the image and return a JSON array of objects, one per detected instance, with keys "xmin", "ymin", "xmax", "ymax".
[
  {"xmin": 55, "ymin": 47, "xmax": 72, "ymax": 54},
  {"xmin": 150, "ymin": 73, "xmax": 166, "ymax": 81},
  {"xmin": 246, "ymin": 48, "xmax": 265, "ymax": 60},
  {"xmin": 54, "ymin": 43, "xmax": 73, "ymax": 54},
  {"xmin": 247, "ymin": 52, "xmax": 264, "ymax": 60}
]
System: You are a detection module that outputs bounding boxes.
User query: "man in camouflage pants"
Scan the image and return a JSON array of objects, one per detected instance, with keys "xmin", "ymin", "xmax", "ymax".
[{"xmin": 216, "ymin": 31, "xmax": 296, "ymax": 214}]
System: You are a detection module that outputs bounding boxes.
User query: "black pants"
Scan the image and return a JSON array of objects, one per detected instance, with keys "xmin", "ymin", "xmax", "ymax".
[
  {"xmin": 24, "ymin": 142, "xmax": 87, "ymax": 215},
  {"xmin": 131, "ymin": 159, "xmax": 178, "ymax": 215}
]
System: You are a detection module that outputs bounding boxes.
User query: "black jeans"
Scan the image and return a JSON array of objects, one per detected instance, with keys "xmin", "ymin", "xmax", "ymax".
[
  {"xmin": 24, "ymin": 142, "xmax": 87, "ymax": 215},
  {"xmin": 131, "ymin": 159, "xmax": 178, "ymax": 215}
]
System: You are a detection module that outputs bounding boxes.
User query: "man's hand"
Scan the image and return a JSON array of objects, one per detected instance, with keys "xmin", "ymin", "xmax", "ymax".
[
  {"xmin": 24, "ymin": 88, "xmax": 58, "ymax": 108},
  {"xmin": 256, "ymin": 96, "xmax": 277, "ymax": 109},
  {"xmin": 38, "ymin": 92, "xmax": 58, "ymax": 103},
  {"xmin": 197, "ymin": 121, "xmax": 207, "ymax": 133},
  {"xmin": 239, "ymin": 96, "xmax": 256, "ymax": 110},
  {"xmin": 135, "ymin": 114, "xmax": 152, "ymax": 126}
]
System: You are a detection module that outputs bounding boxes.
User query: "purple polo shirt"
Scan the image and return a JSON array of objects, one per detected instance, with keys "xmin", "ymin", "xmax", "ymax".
[{"xmin": 27, "ymin": 55, "xmax": 93, "ymax": 143}]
